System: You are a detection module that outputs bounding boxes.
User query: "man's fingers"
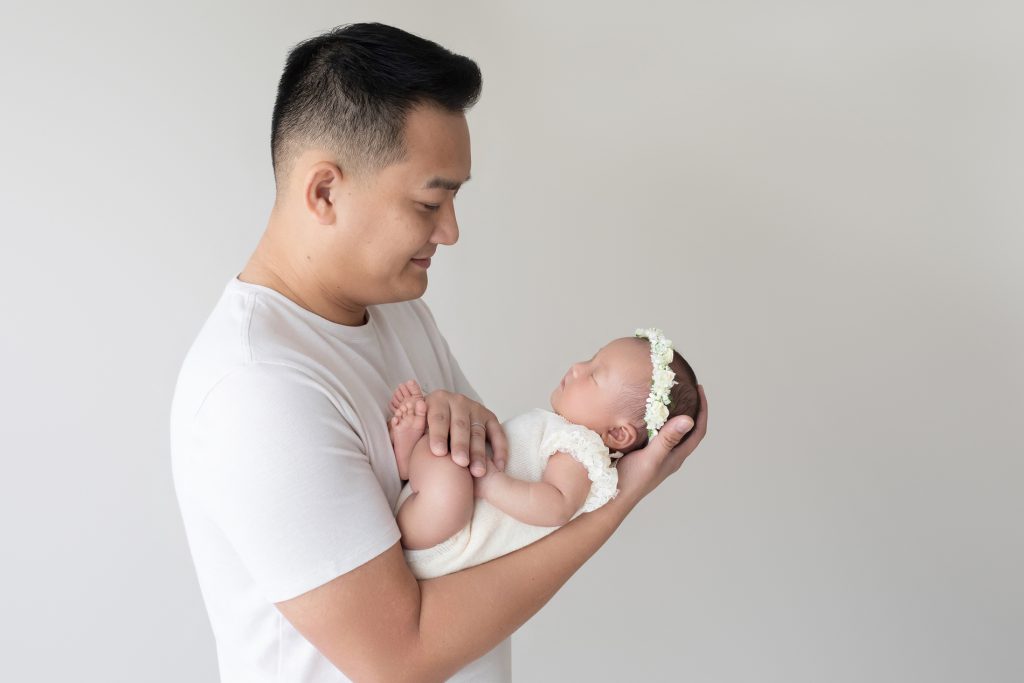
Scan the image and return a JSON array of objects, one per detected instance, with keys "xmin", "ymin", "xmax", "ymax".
[
  {"xmin": 425, "ymin": 394, "xmax": 451, "ymax": 457},
  {"xmin": 677, "ymin": 385, "xmax": 708, "ymax": 448},
  {"xmin": 448, "ymin": 403, "xmax": 473, "ymax": 469},
  {"xmin": 667, "ymin": 385, "xmax": 709, "ymax": 466},
  {"xmin": 642, "ymin": 416, "xmax": 692, "ymax": 478},
  {"xmin": 693, "ymin": 384, "xmax": 708, "ymax": 438},
  {"xmin": 421, "ymin": 390, "xmax": 509, "ymax": 477},
  {"xmin": 468, "ymin": 420, "xmax": 488, "ymax": 477}
]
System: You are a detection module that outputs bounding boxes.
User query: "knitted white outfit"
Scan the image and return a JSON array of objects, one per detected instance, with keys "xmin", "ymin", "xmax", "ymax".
[{"xmin": 392, "ymin": 408, "xmax": 620, "ymax": 580}]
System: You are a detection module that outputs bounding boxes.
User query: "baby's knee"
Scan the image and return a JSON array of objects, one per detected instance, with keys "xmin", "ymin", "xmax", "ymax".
[
  {"xmin": 404, "ymin": 435, "xmax": 474, "ymax": 535},
  {"xmin": 408, "ymin": 434, "xmax": 474, "ymax": 495}
]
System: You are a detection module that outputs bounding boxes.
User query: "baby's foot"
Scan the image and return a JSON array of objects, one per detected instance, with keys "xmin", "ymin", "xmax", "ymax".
[
  {"xmin": 388, "ymin": 381, "xmax": 427, "ymax": 481},
  {"xmin": 389, "ymin": 379, "xmax": 425, "ymax": 414}
]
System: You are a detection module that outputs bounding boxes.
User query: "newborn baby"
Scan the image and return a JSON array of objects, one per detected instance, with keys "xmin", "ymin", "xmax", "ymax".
[{"xmin": 387, "ymin": 328, "xmax": 700, "ymax": 579}]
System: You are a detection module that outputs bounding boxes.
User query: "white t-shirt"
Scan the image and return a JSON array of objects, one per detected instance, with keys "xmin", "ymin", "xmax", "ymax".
[{"xmin": 169, "ymin": 275, "xmax": 511, "ymax": 682}]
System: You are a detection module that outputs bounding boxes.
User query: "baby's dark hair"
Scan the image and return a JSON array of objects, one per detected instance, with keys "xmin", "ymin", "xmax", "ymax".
[{"xmin": 615, "ymin": 342, "xmax": 700, "ymax": 455}]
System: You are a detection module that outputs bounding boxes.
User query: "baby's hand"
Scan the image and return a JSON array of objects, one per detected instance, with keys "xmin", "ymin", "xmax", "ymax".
[{"xmin": 473, "ymin": 456, "xmax": 502, "ymax": 500}]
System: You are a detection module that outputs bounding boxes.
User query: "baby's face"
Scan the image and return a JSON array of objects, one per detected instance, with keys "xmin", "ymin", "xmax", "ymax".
[{"xmin": 549, "ymin": 337, "xmax": 652, "ymax": 435}]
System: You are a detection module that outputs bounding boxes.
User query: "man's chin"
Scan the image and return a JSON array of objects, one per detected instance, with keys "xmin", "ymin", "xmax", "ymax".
[
  {"xmin": 373, "ymin": 278, "xmax": 427, "ymax": 305},
  {"xmin": 413, "ymin": 270, "xmax": 428, "ymax": 292},
  {"xmin": 398, "ymin": 272, "xmax": 429, "ymax": 301}
]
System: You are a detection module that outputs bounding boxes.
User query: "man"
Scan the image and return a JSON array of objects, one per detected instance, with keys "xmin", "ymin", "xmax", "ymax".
[{"xmin": 170, "ymin": 22, "xmax": 708, "ymax": 682}]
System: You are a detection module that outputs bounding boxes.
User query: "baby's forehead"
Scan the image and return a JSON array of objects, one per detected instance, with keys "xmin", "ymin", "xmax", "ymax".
[
  {"xmin": 605, "ymin": 335, "xmax": 645, "ymax": 352},
  {"xmin": 603, "ymin": 336, "xmax": 651, "ymax": 367}
]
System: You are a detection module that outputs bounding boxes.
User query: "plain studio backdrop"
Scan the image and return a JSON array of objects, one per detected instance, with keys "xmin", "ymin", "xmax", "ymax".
[{"xmin": 1, "ymin": 1, "xmax": 1020, "ymax": 681}]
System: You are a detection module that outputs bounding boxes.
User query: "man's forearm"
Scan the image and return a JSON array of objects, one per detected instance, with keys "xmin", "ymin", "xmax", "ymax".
[{"xmin": 409, "ymin": 492, "xmax": 635, "ymax": 681}]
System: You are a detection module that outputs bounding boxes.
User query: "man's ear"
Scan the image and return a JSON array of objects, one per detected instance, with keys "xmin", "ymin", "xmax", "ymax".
[
  {"xmin": 304, "ymin": 161, "xmax": 344, "ymax": 225},
  {"xmin": 605, "ymin": 422, "xmax": 638, "ymax": 451}
]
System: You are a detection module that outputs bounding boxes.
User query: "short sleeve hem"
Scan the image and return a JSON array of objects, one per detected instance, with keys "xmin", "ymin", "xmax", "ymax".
[
  {"xmin": 539, "ymin": 420, "xmax": 620, "ymax": 514},
  {"xmin": 188, "ymin": 362, "xmax": 403, "ymax": 604},
  {"xmin": 266, "ymin": 526, "xmax": 403, "ymax": 603}
]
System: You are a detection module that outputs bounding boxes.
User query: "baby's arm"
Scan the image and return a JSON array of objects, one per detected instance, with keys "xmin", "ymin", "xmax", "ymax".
[{"xmin": 477, "ymin": 452, "xmax": 591, "ymax": 526}]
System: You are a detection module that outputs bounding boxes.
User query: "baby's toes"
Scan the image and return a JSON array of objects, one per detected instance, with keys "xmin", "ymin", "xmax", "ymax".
[
  {"xmin": 390, "ymin": 382, "xmax": 412, "ymax": 409},
  {"xmin": 405, "ymin": 379, "xmax": 424, "ymax": 397},
  {"xmin": 412, "ymin": 399, "xmax": 427, "ymax": 430}
]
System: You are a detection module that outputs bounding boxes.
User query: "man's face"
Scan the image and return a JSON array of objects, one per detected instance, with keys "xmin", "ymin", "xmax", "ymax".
[{"xmin": 323, "ymin": 103, "xmax": 472, "ymax": 306}]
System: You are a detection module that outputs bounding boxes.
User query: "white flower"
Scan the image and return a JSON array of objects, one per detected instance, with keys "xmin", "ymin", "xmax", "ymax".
[
  {"xmin": 634, "ymin": 326, "xmax": 680, "ymax": 440},
  {"xmin": 653, "ymin": 368, "xmax": 676, "ymax": 392}
]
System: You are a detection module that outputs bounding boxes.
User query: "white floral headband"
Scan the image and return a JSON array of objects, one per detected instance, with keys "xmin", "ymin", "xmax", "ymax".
[{"xmin": 634, "ymin": 327, "xmax": 679, "ymax": 441}]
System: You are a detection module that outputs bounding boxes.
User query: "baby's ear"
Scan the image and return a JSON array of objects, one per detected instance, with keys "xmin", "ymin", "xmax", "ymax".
[{"xmin": 606, "ymin": 423, "xmax": 637, "ymax": 451}]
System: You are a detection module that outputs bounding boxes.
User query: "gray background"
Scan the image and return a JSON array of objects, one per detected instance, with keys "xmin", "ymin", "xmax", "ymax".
[{"xmin": 2, "ymin": 1, "xmax": 1021, "ymax": 681}]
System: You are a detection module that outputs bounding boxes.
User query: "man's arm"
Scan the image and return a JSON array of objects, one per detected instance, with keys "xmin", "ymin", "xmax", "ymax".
[
  {"xmin": 275, "ymin": 488, "xmax": 633, "ymax": 683},
  {"xmin": 277, "ymin": 385, "xmax": 707, "ymax": 682}
]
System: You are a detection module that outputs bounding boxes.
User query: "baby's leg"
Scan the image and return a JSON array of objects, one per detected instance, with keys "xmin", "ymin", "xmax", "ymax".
[{"xmin": 396, "ymin": 432, "xmax": 475, "ymax": 550}]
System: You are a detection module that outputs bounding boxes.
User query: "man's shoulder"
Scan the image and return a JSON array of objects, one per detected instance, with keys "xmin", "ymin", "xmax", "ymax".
[
  {"xmin": 171, "ymin": 359, "xmax": 341, "ymax": 439},
  {"xmin": 170, "ymin": 278, "xmax": 339, "ymax": 430}
]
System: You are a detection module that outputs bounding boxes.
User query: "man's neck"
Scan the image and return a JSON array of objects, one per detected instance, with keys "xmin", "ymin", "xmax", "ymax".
[{"xmin": 237, "ymin": 259, "xmax": 369, "ymax": 327}]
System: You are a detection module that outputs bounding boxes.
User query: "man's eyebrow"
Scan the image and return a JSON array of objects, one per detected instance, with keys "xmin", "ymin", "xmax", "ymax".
[{"xmin": 422, "ymin": 174, "xmax": 471, "ymax": 191}]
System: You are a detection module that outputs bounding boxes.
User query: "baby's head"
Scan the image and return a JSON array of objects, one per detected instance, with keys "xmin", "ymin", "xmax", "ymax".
[{"xmin": 549, "ymin": 333, "xmax": 700, "ymax": 455}]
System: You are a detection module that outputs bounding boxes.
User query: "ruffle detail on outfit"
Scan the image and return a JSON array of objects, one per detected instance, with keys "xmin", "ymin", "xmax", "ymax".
[{"xmin": 540, "ymin": 421, "xmax": 620, "ymax": 514}]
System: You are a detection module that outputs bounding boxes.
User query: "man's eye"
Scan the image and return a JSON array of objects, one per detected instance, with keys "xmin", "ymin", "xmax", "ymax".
[{"xmin": 421, "ymin": 203, "xmax": 441, "ymax": 212}]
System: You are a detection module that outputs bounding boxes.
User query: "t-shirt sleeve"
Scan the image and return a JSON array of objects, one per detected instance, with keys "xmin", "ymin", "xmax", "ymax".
[{"xmin": 188, "ymin": 362, "xmax": 401, "ymax": 603}]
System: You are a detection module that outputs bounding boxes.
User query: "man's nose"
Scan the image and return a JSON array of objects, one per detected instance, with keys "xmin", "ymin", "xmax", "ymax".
[{"xmin": 433, "ymin": 205, "xmax": 459, "ymax": 246}]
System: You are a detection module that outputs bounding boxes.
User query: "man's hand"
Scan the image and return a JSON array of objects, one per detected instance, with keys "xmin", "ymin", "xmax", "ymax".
[
  {"xmin": 422, "ymin": 389, "xmax": 509, "ymax": 478},
  {"xmin": 614, "ymin": 384, "xmax": 709, "ymax": 507}
]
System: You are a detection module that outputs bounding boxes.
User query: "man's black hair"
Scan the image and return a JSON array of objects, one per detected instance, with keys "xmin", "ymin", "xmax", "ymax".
[{"xmin": 271, "ymin": 22, "xmax": 482, "ymax": 192}]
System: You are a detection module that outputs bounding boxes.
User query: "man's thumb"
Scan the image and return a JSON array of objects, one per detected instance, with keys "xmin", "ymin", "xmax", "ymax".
[{"xmin": 660, "ymin": 416, "xmax": 694, "ymax": 446}]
